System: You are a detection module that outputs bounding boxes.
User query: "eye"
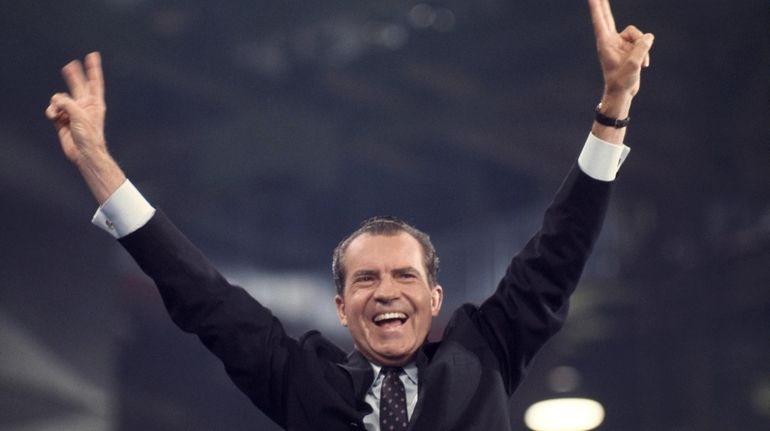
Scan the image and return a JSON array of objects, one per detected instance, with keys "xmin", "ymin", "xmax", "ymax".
[{"xmin": 354, "ymin": 274, "xmax": 376, "ymax": 284}]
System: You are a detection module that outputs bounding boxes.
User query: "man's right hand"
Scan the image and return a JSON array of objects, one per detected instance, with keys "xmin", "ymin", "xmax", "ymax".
[{"xmin": 46, "ymin": 52, "xmax": 126, "ymax": 204}]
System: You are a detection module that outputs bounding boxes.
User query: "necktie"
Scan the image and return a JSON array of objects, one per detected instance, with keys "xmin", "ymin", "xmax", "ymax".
[{"xmin": 380, "ymin": 367, "xmax": 408, "ymax": 431}]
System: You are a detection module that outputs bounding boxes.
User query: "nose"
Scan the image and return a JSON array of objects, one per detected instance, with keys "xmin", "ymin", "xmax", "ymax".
[{"xmin": 373, "ymin": 277, "xmax": 400, "ymax": 304}]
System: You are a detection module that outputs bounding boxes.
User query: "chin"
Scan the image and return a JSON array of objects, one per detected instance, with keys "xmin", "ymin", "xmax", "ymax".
[
  {"xmin": 372, "ymin": 345, "xmax": 415, "ymax": 364},
  {"xmin": 375, "ymin": 354, "xmax": 411, "ymax": 366}
]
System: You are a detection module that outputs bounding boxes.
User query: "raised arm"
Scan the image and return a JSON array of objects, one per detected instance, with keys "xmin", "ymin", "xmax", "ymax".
[
  {"xmin": 588, "ymin": 0, "xmax": 655, "ymax": 145},
  {"xmin": 46, "ymin": 52, "xmax": 125, "ymax": 204},
  {"xmin": 472, "ymin": 0, "xmax": 655, "ymax": 394},
  {"xmin": 45, "ymin": 52, "xmax": 303, "ymax": 426}
]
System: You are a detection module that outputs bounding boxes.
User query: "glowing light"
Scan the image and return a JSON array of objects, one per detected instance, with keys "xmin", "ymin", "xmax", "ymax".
[
  {"xmin": 409, "ymin": 4, "xmax": 455, "ymax": 32},
  {"xmin": 524, "ymin": 398, "xmax": 605, "ymax": 431},
  {"xmin": 377, "ymin": 24, "xmax": 408, "ymax": 50},
  {"xmin": 409, "ymin": 4, "xmax": 436, "ymax": 28},
  {"xmin": 751, "ymin": 380, "xmax": 770, "ymax": 417}
]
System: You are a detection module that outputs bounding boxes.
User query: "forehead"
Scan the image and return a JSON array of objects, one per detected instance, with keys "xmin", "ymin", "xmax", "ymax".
[{"xmin": 343, "ymin": 232, "xmax": 425, "ymax": 272}]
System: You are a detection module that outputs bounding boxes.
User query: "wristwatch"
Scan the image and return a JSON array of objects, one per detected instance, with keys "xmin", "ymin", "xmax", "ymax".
[{"xmin": 595, "ymin": 102, "xmax": 630, "ymax": 128}]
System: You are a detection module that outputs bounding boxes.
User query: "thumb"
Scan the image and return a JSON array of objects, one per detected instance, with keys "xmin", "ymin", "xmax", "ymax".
[
  {"xmin": 626, "ymin": 33, "xmax": 655, "ymax": 71},
  {"xmin": 48, "ymin": 93, "xmax": 87, "ymax": 122}
]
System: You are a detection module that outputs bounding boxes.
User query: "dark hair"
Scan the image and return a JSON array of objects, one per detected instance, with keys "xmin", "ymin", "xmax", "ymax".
[{"xmin": 332, "ymin": 216, "xmax": 439, "ymax": 296}]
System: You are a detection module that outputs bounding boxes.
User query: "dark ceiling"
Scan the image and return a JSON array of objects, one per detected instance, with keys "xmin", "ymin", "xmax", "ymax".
[{"xmin": 1, "ymin": 0, "xmax": 769, "ymax": 430}]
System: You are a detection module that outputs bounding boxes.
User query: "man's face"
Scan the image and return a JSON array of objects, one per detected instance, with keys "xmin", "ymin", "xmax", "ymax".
[{"xmin": 335, "ymin": 232, "xmax": 443, "ymax": 366}]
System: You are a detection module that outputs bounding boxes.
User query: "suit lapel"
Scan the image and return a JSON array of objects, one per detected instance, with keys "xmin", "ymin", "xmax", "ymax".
[
  {"xmin": 338, "ymin": 350, "xmax": 375, "ymax": 405},
  {"xmin": 406, "ymin": 346, "xmax": 432, "ymax": 430}
]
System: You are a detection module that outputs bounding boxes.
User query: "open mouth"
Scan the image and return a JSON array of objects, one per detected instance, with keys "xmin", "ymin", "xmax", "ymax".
[{"xmin": 373, "ymin": 312, "xmax": 408, "ymax": 328}]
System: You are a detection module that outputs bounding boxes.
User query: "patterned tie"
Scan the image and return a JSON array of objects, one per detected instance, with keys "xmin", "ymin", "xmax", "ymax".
[{"xmin": 380, "ymin": 367, "xmax": 408, "ymax": 431}]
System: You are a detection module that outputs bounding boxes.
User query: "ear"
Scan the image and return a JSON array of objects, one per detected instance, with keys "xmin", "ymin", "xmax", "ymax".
[
  {"xmin": 335, "ymin": 294, "xmax": 348, "ymax": 327},
  {"xmin": 430, "ymin": 285, "xmax": 443, "ymax": 316}
]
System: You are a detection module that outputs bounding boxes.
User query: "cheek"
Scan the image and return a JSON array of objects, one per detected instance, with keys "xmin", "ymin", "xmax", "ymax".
[{"xmin": 346, "ymin": 296, "xmax": 370, "ymax": 322}]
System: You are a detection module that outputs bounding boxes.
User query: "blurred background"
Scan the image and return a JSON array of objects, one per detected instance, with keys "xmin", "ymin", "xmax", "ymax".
[{"xmin": 1, "ymin": 0, "xmax": 768, "ymax": 430}]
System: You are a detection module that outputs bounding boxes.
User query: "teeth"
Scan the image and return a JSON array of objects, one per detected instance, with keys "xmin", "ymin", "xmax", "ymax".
[{"xmin": 374, "ymin": 312, "xmax": 407, "ymax": 323}]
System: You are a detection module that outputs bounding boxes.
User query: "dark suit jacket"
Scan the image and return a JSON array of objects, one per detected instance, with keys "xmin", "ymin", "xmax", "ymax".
[{"xmin": 118, "ymin": 164, "xmax": 612, "ymax": 431}]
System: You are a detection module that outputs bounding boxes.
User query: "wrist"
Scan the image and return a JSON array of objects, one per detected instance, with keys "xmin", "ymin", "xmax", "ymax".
[
  {"xmin": 598, "ymin": 92, "xmax": 634, "ymax": 119},
  {"xmin": 74, "ymin": 143, "xmax": 109, "ymax": 168},
  {"xmin": 592, "ymin": 94, "xmax": 633, "ymax": 145},
  {"xmin": 75, "ymin": 147, "xmax": 127, "ymax": 205},
  {"xmin": 595, "ymin": 103, "xmax": 630, "ymax": 128}
]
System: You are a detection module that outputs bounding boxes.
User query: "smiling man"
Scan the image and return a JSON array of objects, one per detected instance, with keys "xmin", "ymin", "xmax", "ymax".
[
  {"xmin": 46, "ymin": 1, "xmax": 653, "ymax": 429},
  {"xmin": 333, "ymin": 218, "xmax": 443, "ymax": 368}
]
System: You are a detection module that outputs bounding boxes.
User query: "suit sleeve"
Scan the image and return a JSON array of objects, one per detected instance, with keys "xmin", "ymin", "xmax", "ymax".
[
  {"xmin": 118, "ymin": 210, "xmax": 294, "ymax": 428},
  {"xmin": 476, "ymin": 163, "xmax": 612, "ymax": 394}
]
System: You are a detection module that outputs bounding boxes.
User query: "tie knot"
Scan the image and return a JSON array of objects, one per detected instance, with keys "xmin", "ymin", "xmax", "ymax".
[{"xmin": 382, "ymin": 366, "xmax": 402, "ymax": 377}]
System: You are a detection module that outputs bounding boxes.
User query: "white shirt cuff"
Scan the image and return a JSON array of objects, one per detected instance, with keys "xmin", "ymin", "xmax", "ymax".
[
  {"xmin": 577, "ymin": 133, "xmax": 631, "ymax": 181},
  {"xmin": 91, "ymin": 179, "xmax": 156, "ymax": 239}
]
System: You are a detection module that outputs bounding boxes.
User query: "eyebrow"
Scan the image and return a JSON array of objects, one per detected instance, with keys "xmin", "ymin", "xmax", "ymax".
[
  {"xmin": 351, "ymin": 269, "xmax": 379, "ymax": 279},
  {"xmin": 351, "ymin": 266, "xmax": 421, "ymax": 277},
  {"xmin": 392, "ymin": 267, "xmax": 421, "ymax": 276}
]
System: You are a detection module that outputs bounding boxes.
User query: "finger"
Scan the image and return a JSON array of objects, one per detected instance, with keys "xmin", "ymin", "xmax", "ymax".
[
  {"xmin": 46, "ymin": 97, "xmax": 70, "ymax": 135},
  {"xmin": 620, "ymin": 25, "xmax": 644, "ymax": 43},
  {"xmin": 46, "ymin": 96, "xmax": 62, "ymax": 120},
  {"xmin": 643, "ymin": 53, "xmax": 650, "ymax": 68},
  {"xmin": 62, "ymin": 59, "xmax": 88, "ymax": 99},
  {"xmin": 45, "ymin": 103, "xmax": 61, "ymax": 120},
  {"xmin": 47, "ymin": 93, "xmax": 68, "ymax": 119},
  {"xmin": 54, "ymin": 113, "xmax": 70, "ymax": 134},
  {"xmin": 85, "ymin": 52, "xmax": 104, "ymax": 100},
  {"xmin": 625, "ymin": 33, "xmax": 655, "ymax": 71},
  {"xmin": 601, "ymin": 0, "xmax": 617, "ymax": 34},
  {"xmin": 49, "ymin": 92, "xmax": 85, "ymax": 121},
  {"xmin": 588, "ymin": 0, "xmax": 610, "ymax": 40}
]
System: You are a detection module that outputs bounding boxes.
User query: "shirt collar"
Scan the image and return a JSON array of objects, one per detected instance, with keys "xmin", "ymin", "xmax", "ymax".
[{"xmin": 369, "ymin": 360, "xmax": 418, "ymax": 386}]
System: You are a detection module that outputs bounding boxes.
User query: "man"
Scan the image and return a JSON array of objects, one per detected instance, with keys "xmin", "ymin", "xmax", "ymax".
[{"xmin": 46, "ymin": 0, "xmax": 653, "ymax": 429}]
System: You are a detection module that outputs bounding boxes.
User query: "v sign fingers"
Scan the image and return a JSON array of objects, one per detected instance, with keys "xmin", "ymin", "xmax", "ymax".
[
  {"xmin": 46, "ymin": 52, "xmax": 125, "ymax": 204},
  {"xmin": 62, "ymin": 60, "xmax": 89, "ymax": 100},
  {"xmin": 85, "ymin": 52, "xmax": 105, "ymax": 102}
]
